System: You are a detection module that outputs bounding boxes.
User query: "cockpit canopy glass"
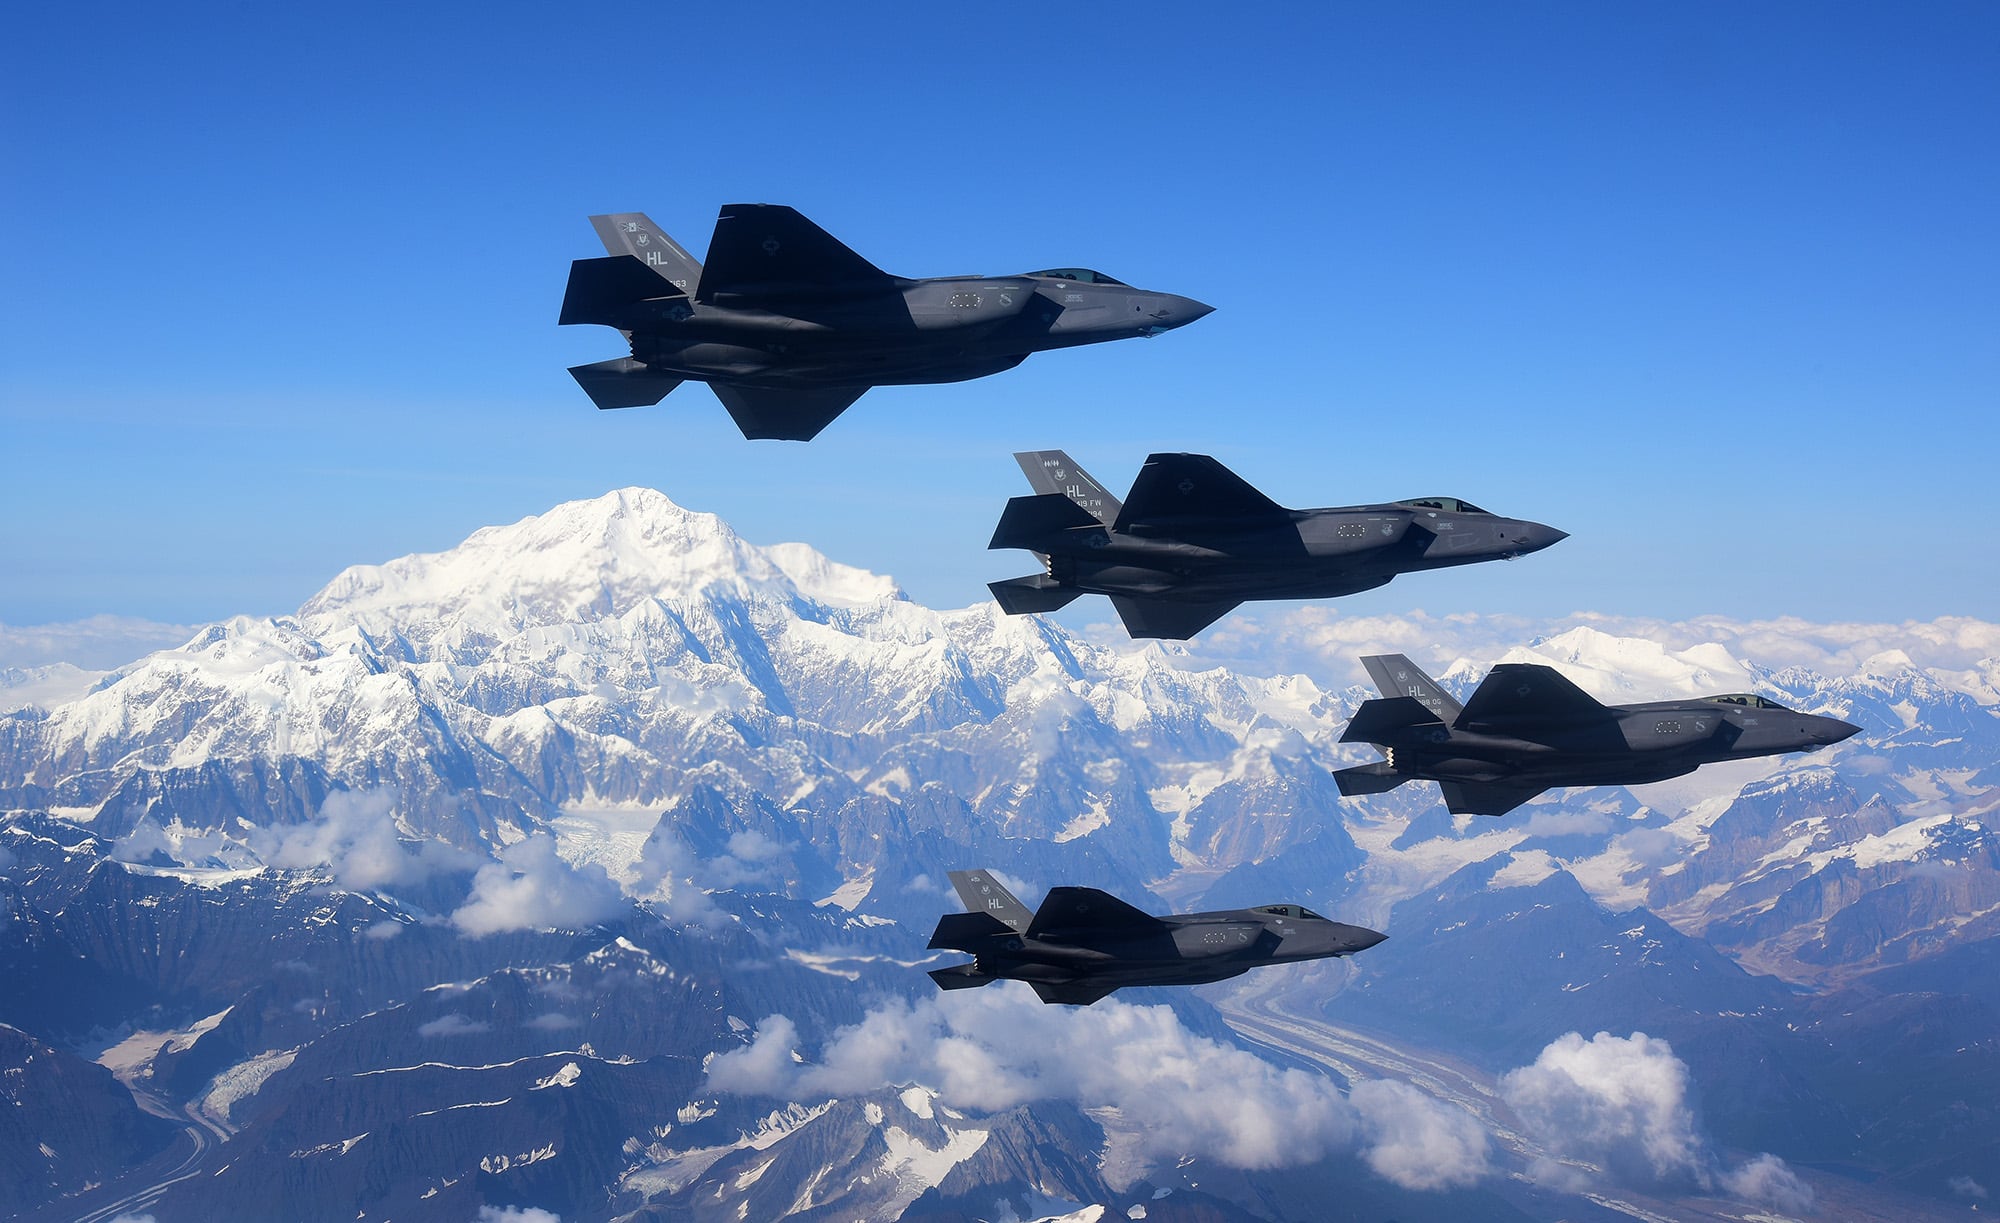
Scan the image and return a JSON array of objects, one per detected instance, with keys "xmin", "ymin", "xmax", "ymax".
[
  {"xmin": 1027, "ymin": 268, "xmax": 1129, "ymax": 286},
  {"xmin": 1395, "ymin": 497, "xmax": 1491, "ymax": 515},
  {"xmin": 1253, "ymin": 904, "xmax": 1327, "ymax": 920},
  {"xmin": 1703, "ymin": 694, "xmax": 1793, "ymax": 710}
]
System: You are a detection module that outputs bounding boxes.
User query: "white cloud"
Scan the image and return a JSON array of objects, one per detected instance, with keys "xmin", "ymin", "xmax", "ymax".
[
  {"xmin": 1950, "ymin": 1175, "xmax": 1989, "ymax": 1200},
  {"xmin": 107, "ymin": 1214, "xmax": 159, "ymax": 1223},
  {"xmin": 452, "ymin": 835, "xmax": 627, "ymax": 936},
  {"xmin": 363, "ymin": 919, "xmax": 404, "ymax": 941},
  {"xmin": 261, "ymin": 789, "xmax": 474, "ymax": 891},
  {"xmin": 417, "ymin": 1013, "xmax": 490, "ymax": 1038},
  {"xmin": 1719, "ymin": 1152, "xmax": 1815, "ymax": 1213},
  {"xmin": 0, "ymin": 614, "xmax": 198, "ymax": 670},
  {"xmin": 707, "ymin": 991, "xmax": 1488, "ymax": 1189},
  {"xmin": 1348, "ymin": 1079, "xmax": 1492, "ymax": 1191},
  {"xmin": 1499, "ymin": 1031, "xmax": 1812, "ymax": 1210},
  {"xmin": 475, "ymin": 1208, "xmax": 561, "ymax": 1223},
  {"xmin": 1499, "ymin": 1030, "xmax": 1705, "ymax": 1187}
]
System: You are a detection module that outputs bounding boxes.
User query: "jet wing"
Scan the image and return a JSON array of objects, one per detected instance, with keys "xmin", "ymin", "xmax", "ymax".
[
  {"xmin": 1113, "ymin": 453, "xmax": 1287, "ymax": 531},
  {"xmin": 1458, "ymin": 663, "xmax": 1610, "ymax": 727},
  {"xmin": 1026, "ymin": 886, "xmax": 1166, "ymax": 940},
  {"xmin": 1028, "ymin": 979, "xmax": 1121, "ymax": 1006},
  {"xmin": 1438, "ymin": 779, "xmax": 1548, "ymax": 817},
  {"xmin": 697, "ymin": 203, "xmax": 894, "ymax": 302},
  {"xmin": 708, "ymin": 384, "xmax": 868, "ymax": 441},
  {"xmin": 1108, "ymin": 596, "xmax": 1241, "ymax": 640}
]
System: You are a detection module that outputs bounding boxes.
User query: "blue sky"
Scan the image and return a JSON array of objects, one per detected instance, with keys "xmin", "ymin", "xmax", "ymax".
[{"xmin": 4, "ymin": 2, "xmax": 1995, "ymax": 628}]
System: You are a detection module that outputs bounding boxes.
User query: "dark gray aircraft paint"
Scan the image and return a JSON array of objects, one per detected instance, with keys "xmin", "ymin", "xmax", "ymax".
[
  {"xmin": 989, "ymin": 450, "xmax": 1568, "ymax": 639},
  {"xmin": 927, "ymin": 870, "xmax": 1385, "ymax": 1006},
  {"xmin": 558, "ymin": 206, "xmax": 1212, "ymax": 441},
  {"xmin": 1336, "ymin": 653, "xmax": 1863, "ymax": 817}
]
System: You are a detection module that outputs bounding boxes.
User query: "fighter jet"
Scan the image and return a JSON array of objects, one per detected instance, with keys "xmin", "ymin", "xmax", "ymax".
[
  {"xmin": 1335, "ymin": 653, "xmax": 1863, "ymax": 817},
  {"xmin": 927, "ymin": 870, "xmax": 1386, "ymax": 1006},
  {"xmin": 558, "ymin": 206, "xmax": 1212, "ymax": 441},
  {"xmin": 988, "ymin": 450, "xmax": 1568, "ymax": 639}
]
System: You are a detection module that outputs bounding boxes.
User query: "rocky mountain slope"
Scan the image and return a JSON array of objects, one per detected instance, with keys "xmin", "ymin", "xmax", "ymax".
[{"xmin": 2, "ymin": 487, "xmax": 1995, "ymax": 1220}]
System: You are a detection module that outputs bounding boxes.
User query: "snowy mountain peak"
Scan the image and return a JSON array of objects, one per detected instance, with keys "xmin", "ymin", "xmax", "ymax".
[
  {"xmin": 299, "ymin": 487, "xmax": 903, "ymax": 633},
  {"xmin": 1496, "ymin": 625, "xmax": 1757, "ymax": 700}
]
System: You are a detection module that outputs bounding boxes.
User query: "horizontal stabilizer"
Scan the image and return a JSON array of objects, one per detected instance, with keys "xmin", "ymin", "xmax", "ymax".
[
  {"xmin": 709, "ymin": 383, "xmax": 867, "ymax": 441},
  {"xmin": 929, "ymin": 910, "xmax": 1015, "ymax": 951},
  {"xmin": 1026, "ymin": 886, "xmax": 1165, "ymax": 940},
  {"xmin": 1109, "ymin": 595, "xmax": 1240, "ymax": 640},
  {"xmin": 929, "ymin": 964, "xmax": 995, "ymax": 992},
  {"xmin": 1340, "ymin": 696, "xmax": 1446, "ymax": 744},
  {"xmin": 1360, "ymin": 654, "xmax": 1465, "ymax": 723},
  {"xmin": 947, "ymin": 870, "xmax": 1034, "ymax": 933},
  {"xmin": 1115, "ymin": 453, "xmax": 1287, "ymax": 531},
  {"xmin": 990, "ymin": 493, "xmax": 1103, "ymax": 552},
  {"xmin": 568, "ymin": 358, "xmax": 684, "ymax": 410},
  {"xmin": 989, "ymin": 575, "xmax": 1082, "ymax": 616},
  {"xmin": 1014, "ymin": 451, "xmax": 1122, "ymax": 526},
  {"xmin": 1333, "ymin": 762, "xmax": 1411, "ymax": 797},
  {"xmin": 1459, "ymin": 663, "xmax": 1609, "ymax": 727},
  {"xmin": 1439, "ymin": 779, "xmax": 1548, "ymax": 818},
  {"xmin": 559, "ymin": 255, "xmax": 688, "ymax": 328},
  {"xmin": 699, "ymin": 204, "xmax": 894, "ymax": 303},
  {"xmin": 1029, "ymin": 979, "xmax": 1120, "ymax": 1006}
]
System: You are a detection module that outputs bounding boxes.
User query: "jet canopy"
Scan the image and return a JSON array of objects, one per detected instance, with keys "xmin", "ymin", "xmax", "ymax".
[
  {"xmin": 1396, "ymin": 497, "xmax": 1492, "ymax": 514},
  {"xmin": 1252, "ymin": 904, "xmax": 1328, "ymax": 920},
  {"xmin": 1702, "ymin": 693, "xmax": 1794, "ymax": 710},
  {"xmin": 1027, "ymin": 268, "xmax": 1130, "ymax": 285}
]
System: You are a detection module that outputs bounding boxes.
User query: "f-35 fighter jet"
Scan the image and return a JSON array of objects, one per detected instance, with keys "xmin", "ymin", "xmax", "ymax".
[
  {"xmin": 1336, "ymin": 653, "xmax": 1863, "ymax": 817},
  {"xmin": 558, "ymin": 206, "xmax": 1212, "ymax": 441},
  {"xmin": 927, "ymin": 870, "xmax": 1386, "ymax": 1006},
  {"xmin": 988, "ymin": 451, "xmax": 1567, "ymax": 639}
]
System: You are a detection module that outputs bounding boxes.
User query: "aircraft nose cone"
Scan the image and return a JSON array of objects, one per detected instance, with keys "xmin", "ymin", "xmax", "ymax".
[
  {"xmin": 1336, "ymin": 923, "xmax": 1389, "ymax": 953},
  {"xmin": 1507, "ymin": 522, "xmax": 1569, "ymax": 555},
  {"xmin": 1823, "ymin": 718, "xmax": 1863, "ymax": 744},
  {"xmin": 1146, "ymin": 294, "xmax": 1214, "ymax": 332}
]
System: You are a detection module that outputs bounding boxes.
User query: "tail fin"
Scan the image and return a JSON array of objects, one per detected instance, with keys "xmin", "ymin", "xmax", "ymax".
[
  {"xmin": 1360, "ymin": 654, "xmax": 1464, "ymax": 724},
  {"xmin": 989, "ymin": 575, "xmax": 1082, "ymax": 616},
  {"xmin": 588, "ymin": 213, "xmax": 703, "ymax": 295},
  {"xmin": 699, "ymin": 204, "xmax": 894, "ymax": 302},
  {"xmin": 1333, "ymin": 761, "xmax": 1410, "ymax": 797},
  {"xmin": 1114, "ymin": 453, "xmax": 1288, "ymax": 532},
  {"xmin": 989, "ymin": 493, "xmax": 1104, "ymax": 552},
  {"xmin": 1014, "ymin": 451, "xmax": 1122, "ymax": 526},
  {"xmin": 947, "ymin": 870, "xmax": 1033, "ymax": 932},
  {"xmin": 559, "ymin": 255, "xmax": 689, "ymax": 328}
]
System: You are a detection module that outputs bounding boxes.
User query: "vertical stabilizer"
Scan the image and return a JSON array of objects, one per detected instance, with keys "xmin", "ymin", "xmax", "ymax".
[
  {"xmin": 1359, "ymin": 654, "xmax": 1464, "ymax": 724},
  {"xmin": 947, "ymin": 870, "xmax": 1033, "ymax": 933},
  {"xmin": 1013, "ymin": 451, "xmax": 1122, "ymax": 526},
  {"xmin": 589, "ymin": 212, "xmax": 703, "ymax": 296}
]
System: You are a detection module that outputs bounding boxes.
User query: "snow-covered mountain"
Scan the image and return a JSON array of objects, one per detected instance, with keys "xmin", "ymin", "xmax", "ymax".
[{"xmin": 3, "ymin": 487, "xmax": 1996, "ymax": 1221}]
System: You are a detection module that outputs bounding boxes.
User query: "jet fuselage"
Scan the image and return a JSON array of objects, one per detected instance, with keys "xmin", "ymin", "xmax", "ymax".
[
  {"xmin": 1028, "ymin": 501, "xmax": 1566, "ymax": 603},
  {"xmin": 927, "ymin": 874, "xmax": 1385, "ymax": 1004},
  {"xmin": 1335, "ymin": 655, "xmax": 1863, "ymax": 815},
  {"xmin": 1368, "ymin": 696, "xmax": 1861, "ymax": 789},
  {"xmin": 621, "ymin": 273, "xmax": 1208, "ymax": 389}
]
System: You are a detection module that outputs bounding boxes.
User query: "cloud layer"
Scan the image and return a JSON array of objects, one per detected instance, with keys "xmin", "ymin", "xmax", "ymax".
[{"xmin": 707, "ymin": 990, "xmax": 1489, "ymax": 1189}]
